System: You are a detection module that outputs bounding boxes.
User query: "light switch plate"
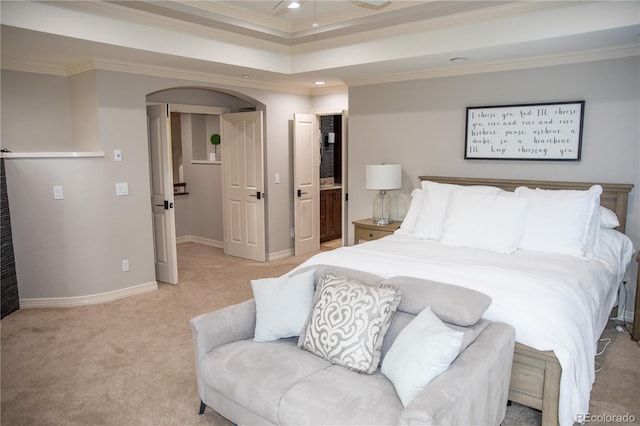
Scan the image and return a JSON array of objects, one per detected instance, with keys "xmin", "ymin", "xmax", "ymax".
[
  {"xmin": 53, "ymin": 185, "xmax": 64, "ymax": 200},
  {"xmin": 114, "ymin": 149, "xmax": 122, "ymax": 162},
  {"xmin": 115, "ymin": 182, "xmax": 129, "ymax": 196}
]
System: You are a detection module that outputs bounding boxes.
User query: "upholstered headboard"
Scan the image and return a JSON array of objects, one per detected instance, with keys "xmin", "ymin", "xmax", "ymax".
[{"xmin": 418, "ymin": 176, "xmax": 634, "ymax": 234}]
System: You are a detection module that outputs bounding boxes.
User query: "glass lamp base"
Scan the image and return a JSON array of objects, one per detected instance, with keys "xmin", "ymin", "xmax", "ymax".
[{"xmin": 372, "ymin": 191, "xmax": 392, "ymax": 225}]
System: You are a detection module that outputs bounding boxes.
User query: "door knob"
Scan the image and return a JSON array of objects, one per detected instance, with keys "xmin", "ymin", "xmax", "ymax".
[{"xmin": 297, "ymin": 189, "xmax": 308, "ymax": 197}]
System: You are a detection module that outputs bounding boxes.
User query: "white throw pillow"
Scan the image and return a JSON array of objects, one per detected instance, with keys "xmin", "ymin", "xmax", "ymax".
[
  {"xmin": 381, "ymin": 307, "xmax": 464, "ymax": 407},
  {"xmin": 515, "ymin": 185, "xmax": 602, "ymax": 257},
  {"xmin": 440, "ymin": 191, "xmax": 527, "ymax": 254},
  {"xmin": 251, "ymin": 269, "xmax": 316, "ymax": 342},
  {"xmin": 413, "ymin": 181, "xmax": 502, "ymax": 240},
  {"xmin": 398, "ymin": 188, "xmax": 426, "ymax": 235}
]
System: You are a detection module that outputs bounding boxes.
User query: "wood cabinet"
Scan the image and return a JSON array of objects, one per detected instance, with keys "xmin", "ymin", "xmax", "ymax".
[
  {"xmin": 320, "ymin": 189, "xmax": 342, "ymax": 242},
  {"xmin": 353, "ymin": 219, "xmax": 401, "ymax": 244}
]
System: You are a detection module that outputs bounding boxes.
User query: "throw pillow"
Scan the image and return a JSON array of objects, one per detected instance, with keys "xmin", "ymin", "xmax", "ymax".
[
  {"xmin": 381, "ymin": 306, "xmax": 464, "ymax": 407},
  {"xmin": 298, "ymin": 272, "xmax": 401, "ymax": 374},
  {"xmin": 251, "ymin": 268, "xmax": 316, "ymax": 342}
]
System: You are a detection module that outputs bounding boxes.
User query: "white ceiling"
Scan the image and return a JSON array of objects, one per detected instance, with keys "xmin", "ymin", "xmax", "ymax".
[{"xmin": 1, "ymin": 1, "xmax": 639, "ymax": 94}]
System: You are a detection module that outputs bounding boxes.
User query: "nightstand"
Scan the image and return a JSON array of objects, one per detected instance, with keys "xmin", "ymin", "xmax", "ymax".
[
  {"xmin": 353, "ymin": 218, "xmax": 400, "ymax": 244},
  {"xmin": 632, "ymin": 251, "xmax": 640, "ymax": 341}
]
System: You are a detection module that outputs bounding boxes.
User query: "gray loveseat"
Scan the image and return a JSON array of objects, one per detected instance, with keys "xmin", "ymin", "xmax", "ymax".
[{"xmin": 190, "ymin": 265, "xmax": 515, "ymax": 425}]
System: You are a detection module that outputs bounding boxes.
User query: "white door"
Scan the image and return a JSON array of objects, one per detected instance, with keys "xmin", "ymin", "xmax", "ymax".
[
  {"xmin": 341, "ymin": 110, "xmax": 349, "ymax": 246},
  {"xmin": 221, "ymin": 111, "xmax": 266, "ymax": 262},
  {"xmin": 147, "ymin": 104, "xmax": 178, "ymax": 284},
  {"xmin": 293, "ymin": 113, "xmax": 320, "ymax": 256}
]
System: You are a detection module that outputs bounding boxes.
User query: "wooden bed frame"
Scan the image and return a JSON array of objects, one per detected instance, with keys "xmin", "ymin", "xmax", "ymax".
[{"xmin": 418, "ymin": 176, "xmax": 634, "ymax": 426}]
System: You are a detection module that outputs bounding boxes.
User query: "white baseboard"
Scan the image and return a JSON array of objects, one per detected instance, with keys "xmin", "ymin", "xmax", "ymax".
[
  {"xmin": 20, "ymin": 281, "xmax": 158, "ymax": 309},
  {"xmin": 176, "ymin": 235, "xmax": 223, "ymax": 248},
  {"xmin": 267, "ymin": 248, "xmax": 294, "ymax": 261}
]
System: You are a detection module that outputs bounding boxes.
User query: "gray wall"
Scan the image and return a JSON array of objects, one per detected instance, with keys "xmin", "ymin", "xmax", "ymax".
[
  {"xmin": 347, "ymin": 56, "xmax": 639, "ymax": 317},
  {"xmin": 1, "ymin": 68, "xmax": 318, "ymax": 300}
]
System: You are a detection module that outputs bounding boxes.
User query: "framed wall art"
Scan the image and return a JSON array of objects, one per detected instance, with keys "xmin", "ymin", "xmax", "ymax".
[{"xmin": 465, "ymin": 101, "xmax": 585, "ymax": 161}]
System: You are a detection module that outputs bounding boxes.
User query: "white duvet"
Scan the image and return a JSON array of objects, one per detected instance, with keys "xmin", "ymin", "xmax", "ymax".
[{"xmin": 292, "ymin": 231, "xmax": 634, "ymax": 426}]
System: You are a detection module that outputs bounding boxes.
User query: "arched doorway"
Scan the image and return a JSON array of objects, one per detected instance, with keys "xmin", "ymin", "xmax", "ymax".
[{"xmin": 146, "ymin": 87, "xmax": 267, "ymax": 283}]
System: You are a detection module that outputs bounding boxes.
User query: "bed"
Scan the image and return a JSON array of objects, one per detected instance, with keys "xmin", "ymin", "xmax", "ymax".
[{"xmin": 293, "ymin": 176, "xmax": 635, "ymax": 426}]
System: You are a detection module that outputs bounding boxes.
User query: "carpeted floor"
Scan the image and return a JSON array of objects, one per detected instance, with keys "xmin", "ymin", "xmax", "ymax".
[{"xmin": 1, "ymin": 242, "xmax": 638, "ymax": 425}]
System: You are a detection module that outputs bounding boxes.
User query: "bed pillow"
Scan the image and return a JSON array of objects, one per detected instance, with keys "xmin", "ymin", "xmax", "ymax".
[
  {"xmin": 413, "ymin": 181, "xmax": 502, "ymax": 240},
  {"xmin": 600, "ymin": 206, "xmax": 620, "ymax": 229},
  {"xmin": 440, "ymin": 191, "xmax": 527, "ymax": 254},
  {"xmin": 596, "ymin": 228, "xmax": 635, "ymax": 284},
  {"xmin": 251, "ymin": 268, "xmax": 316, "ymax": 342},
  {"xmin": 298, "ymin": 272, "xmax": 401, "ymax": 374},
  {"xmin": 515, "ymin": 185, "xmax": 602, "ymax": 257},
  {"xmin": 381, "ymin": 306, "xmax": 464, "ymax": 407},
  {"xmin": 398, "ymin": 188, "xmax": 426, "ymax": 236}
]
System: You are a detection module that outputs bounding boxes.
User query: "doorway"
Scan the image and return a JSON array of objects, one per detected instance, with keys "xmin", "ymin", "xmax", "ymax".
[
  {"xmin": 318, "ymin": 113, "xmax": 347, "ymax": 247},
  {"xmin": 146, "ymin": 87, "xmax": 266, "ymax": 283}
]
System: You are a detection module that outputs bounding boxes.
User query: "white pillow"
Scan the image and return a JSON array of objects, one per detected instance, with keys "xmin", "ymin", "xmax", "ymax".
[
  {"xmin": 599, "ymin": 206, "xmax": 620, "ymax": 229},
  {"xmin": 412, "ymin": 181, "xmax": 502, "ymax": 240},
  {"xmin": 251, "ymin": 269, "xmax": 315, "ymax": 342},
  {"xmin": 381, "ymin": 307, "xmax": 464, "ymax": 407},
  {"xmin": 398, "ymin": 188, "xmax": 425, "ymax": 235},
  {"xmin": 515, "ymin": 185, "xmax": 602, "ymax": 257},
  {"xmin": 596, "ymin": 228, "xmax": 635, "ymax": 284},
  {"xmin": 440, "ymin": 191, "xmax": 527, "ymax": 254}
]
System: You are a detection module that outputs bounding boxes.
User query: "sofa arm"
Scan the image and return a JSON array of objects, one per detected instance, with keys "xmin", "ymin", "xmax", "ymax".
[
  {"xmin": 190, "ymin": 299, "xmax": 257, "ymax": 364},
  {"xmin": 399, "ymin": 322, "xmax": 515, "ymax": 426},
  {"xmin": 190, "ymin": 299, "xmax": 257, "ymax": 400}
]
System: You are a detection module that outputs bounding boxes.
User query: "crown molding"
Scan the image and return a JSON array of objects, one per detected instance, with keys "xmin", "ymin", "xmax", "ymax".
[
  {"xmin": 3, "ymin": 44, "xmax": 634, "ymax": 95},
  {"xmin": 346, "ymin": 43, "xmax": 640, "ymax": 87},
  {"xmin": 1, "ymin": 59, "xmax": 68, "ymax": 76}
]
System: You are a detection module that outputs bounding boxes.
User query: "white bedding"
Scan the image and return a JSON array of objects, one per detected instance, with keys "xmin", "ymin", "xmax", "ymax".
[{"xmin": 292, "ymin": 231, "xmax": 634, "ymax": 426}]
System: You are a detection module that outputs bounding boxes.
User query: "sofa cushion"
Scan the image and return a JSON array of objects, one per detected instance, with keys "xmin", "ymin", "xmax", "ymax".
[
  {"xmin": 251, "ymin": 268, "xmax": 316, "ymax": 342},
  {"xmin": 201, "ymin": 338, "xmax": 331, "ymax": 424},
  {"xmin": 292, "ymin": 264, "xmax": 385, "ymax": 290},
  {"xmin": 279, "ymin": 365, "xmax": 403, "ymax": 425},
  {"xmin": 381, "ymin": 312, "xmax": 490, "ymax": 360},
  {"xmin": 298, "ymin": 272, "xmax": 401, "ymax": 374},
  {"xmin": 382, "ymin": 276, "xmax": 491, "ymax": 326},
  {"xmin": 381, "ymin": 307, "xmax": 464, "ymax": 407}
]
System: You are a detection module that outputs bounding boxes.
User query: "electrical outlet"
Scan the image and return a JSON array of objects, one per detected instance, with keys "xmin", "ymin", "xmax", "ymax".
[{"xmin": 122, "ymin": 259, "xmax": 129, "ymax": 272}]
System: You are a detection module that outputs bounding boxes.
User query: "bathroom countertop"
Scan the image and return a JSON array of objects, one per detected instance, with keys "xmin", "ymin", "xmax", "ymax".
[{"xmin": 320, "ymin": 185, "xmax": 342, "ymax": 190}]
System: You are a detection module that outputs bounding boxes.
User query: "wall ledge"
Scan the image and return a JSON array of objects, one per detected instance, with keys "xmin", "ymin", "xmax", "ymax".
[
  {"xmin": 0, "ymin": 151, "xmax": 105, "ymax": 159},
  {"xmin": 19, "ymin": 281, "xmax": 158, "ymax": 309}
]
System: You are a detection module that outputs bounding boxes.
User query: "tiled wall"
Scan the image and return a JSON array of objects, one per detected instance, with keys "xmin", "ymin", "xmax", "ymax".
[
  {"xmin": 320, "ymin": 116, "xmax": 335, "ymax": 178},
  {"xmin": 1, "ymin": 158, "xmax": 19, "ymax": 318}
]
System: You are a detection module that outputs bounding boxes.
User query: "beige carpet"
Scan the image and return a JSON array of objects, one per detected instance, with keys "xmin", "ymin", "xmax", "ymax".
[{"xmin": 1, "ymin": 243, "xmax": 638, "ymax": 425}]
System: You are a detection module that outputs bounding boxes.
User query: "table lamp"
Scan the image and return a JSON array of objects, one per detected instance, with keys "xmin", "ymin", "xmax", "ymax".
[{"xmin": 366, "ymin": 164, "xmax": 401, "ymax": 225}]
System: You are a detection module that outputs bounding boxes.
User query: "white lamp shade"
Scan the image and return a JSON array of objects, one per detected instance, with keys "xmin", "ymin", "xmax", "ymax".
[{"xmin": 366, "ymin": 164, "xmax": 402, "ymax": 190}]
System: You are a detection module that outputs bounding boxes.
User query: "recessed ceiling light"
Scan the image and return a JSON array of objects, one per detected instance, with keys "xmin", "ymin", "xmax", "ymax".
[
  {"xmin": 450, "ymin": 57, "xmax": 469, "ymax": 64},
  {"xmin": 314, "ymin": 81, "xmax": 326, "ymax": 85},
  {"xmin": 288, "ymin": 1, "xmax": 301, "ymax": 8},
  {"xmin": 242, "ymin": 74, "xmax": 250, "ymax": 79}
]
